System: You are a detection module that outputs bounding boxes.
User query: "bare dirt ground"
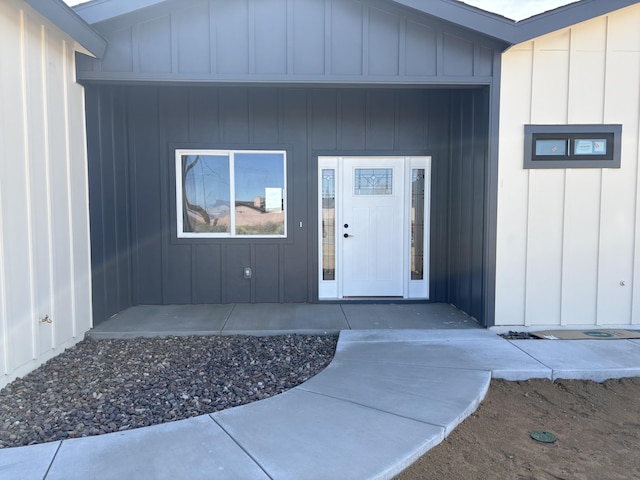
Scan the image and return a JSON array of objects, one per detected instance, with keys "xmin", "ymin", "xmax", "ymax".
[{"xmin": 397, "ymin": 377, "xmax": 640, "ymax": 480}]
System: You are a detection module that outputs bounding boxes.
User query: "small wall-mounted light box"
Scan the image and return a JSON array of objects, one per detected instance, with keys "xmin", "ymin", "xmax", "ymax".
[
  {"xmin": 524, "ymin": 124, "xmax": 622, "ymax": 169},
  {"xmin": 243, "ymin": 267, "xmax": 252, "ymax": 279}
]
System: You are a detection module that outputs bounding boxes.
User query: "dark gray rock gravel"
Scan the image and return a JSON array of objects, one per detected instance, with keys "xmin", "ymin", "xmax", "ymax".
[
  {"xmin": 499, "ymin": 331, "xmax": 541, "ymax": 340},
  {"xmin": 0, "ymin": 334, "xmax": 337, "ymax": 449}
]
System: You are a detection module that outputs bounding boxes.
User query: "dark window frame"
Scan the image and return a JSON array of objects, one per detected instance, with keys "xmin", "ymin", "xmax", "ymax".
[{"xmin": 524, "ymin": 124, "xmax": 622, "ymax": 169}]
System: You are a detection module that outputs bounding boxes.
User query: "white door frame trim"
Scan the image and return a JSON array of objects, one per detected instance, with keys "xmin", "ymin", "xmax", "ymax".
[{"xmin": 318, "ymin": 156, "xmax": 431, "ymax": 300}]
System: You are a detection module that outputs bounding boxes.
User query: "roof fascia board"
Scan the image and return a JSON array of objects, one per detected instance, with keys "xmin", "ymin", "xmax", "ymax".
[
  {"xmin": 390, "ymin": 0, "xmax": 519, "ymax": 43},
  {"xmin": 24, "ymin": 0, "xmax": 107, "ymax": 58},
  {"xmin": 73, "ymin": 0, "xmax": 168, "ymax": 24},
  {"xmin": 511, "ymin": 0, "xmax": 640, "ymax": 44}
]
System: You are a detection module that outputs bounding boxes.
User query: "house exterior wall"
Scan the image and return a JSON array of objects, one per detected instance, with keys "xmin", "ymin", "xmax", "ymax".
[
  {"xmin": 0, "ymin": 0, "xmax": 93, "ymax": 388},
  {"xmin": 76, "ymin": 0, "xmax": 503, "ymax": 85},
  {"xmin": 86, "ymin": 85, "xmax": 490, "ymax": 324},
  {"xmin": 495, "ymin": 4, "xmax": 640, "ymax": 327}
]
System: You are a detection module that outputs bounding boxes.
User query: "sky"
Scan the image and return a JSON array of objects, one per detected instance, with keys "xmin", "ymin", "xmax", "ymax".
[
  {"xmin": 65, "ymin": 0, "xmax": 576, "ymax": 21},
  {"xmin": 462, "ymin": 0, "xmax": 575, "ymax": 20}
]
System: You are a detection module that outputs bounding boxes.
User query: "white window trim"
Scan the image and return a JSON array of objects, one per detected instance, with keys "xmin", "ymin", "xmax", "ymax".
[{"xmin": 175, "ymin": 149, "xmax": 287, "ymax": 239}]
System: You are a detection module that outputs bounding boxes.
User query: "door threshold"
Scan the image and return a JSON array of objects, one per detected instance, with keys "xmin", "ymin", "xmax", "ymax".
[
  {"xmin": 342, "ymin": 296, "xmax": 404, "ymax": 299},
  {"xmin": 320, "ymin": 298, "xmax": 430, "ymax": 304}
]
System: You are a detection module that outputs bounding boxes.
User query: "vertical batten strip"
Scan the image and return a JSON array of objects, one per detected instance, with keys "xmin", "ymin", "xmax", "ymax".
[
  {"xmin": 170, "ymin": 12, "xmax": 178, "ymax": 74},
  {"xmin": 132, "ymin": 23, "xmax": 140, "ymax": 74},
  {"xmin": 62, "ymin": 39, "xmax": 78, "ymax": 338},
  {"xmin": 0, "ymin": 4, "xmax": 5, "ymax": 377},
  {"xmin": 362, "ymin": 5, "xmax": 369, "ymax": 76},
  {"xmin": 522, "ymin": 40, "xmax": 536, "ymax": 327},
  {"xmin": 632, "ymin": 58, "xmax": 640, "ymax": 324},
  {"xmin": 286, "ymin": 0, "xmax": 294, "ymax": 75},
  {"xmin": 0, "ymin": 30, "xmax": 5, "ymax": 370},
  {"xmin": 558, "ymin": 29, "xmax": 572, "ymax": 326},
  {"xmin": 324, "ymin": 0, "xmax": 331, "ymax": 76},
  {"xmin": 595, "ymin": 17, "xmax": 607, "ymax": 324},
  {"xmin": 209, "ymin": 0, "xmax": 216, "ymax": 75},
  {"xmin": 435, "ymin": 32, "xmax": 443, "ymax": 77},
  {"xmin": 559, "ymin": 169, "xmax": 568, "ymax": 327},
  {"xmin": 0, "ymin": 48, "xmax": 7, "ymax": 372},
  {"xmin": 248, "ymin": 0, "xmax": 255, "ymax": 75},
  {"xmin": 40, "ymin": 23, "xmax": 56, "ymax": 351},
  {"xmin": 0, "ymin": 185, "xmax": 7, "ymax": 376},
  {"xmin": 21, "ymin": 10, "xmax": 38, "ymax": 362},
  {"xmin": 398, "ymin": 18, "xmax": 406, "ymax": 77}
]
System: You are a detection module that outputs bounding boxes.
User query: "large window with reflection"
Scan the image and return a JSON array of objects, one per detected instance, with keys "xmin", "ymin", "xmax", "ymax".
[{"xmin": 176, "ymin": 150, "xmax": 286, "ymax": 238}]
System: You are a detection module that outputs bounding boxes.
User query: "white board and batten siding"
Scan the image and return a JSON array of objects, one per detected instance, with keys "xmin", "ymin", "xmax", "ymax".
[
  {"xmin": 495, "ymin": 4, "xmax": 640, "ymax": 327},
  {"xmin": 0, "ymin": 0, "xmax": 93, "ymax": 389}
]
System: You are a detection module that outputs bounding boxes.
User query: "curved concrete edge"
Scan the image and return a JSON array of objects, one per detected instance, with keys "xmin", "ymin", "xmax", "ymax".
[
  {"xmin": 296, "ymin": 359, "xmax": 492, "ymax": 436},
  {"xmin": 2, "ymin": 330, "xmax": 640, "ymax": 479},
  {"xmin": 210, "ymin": 361, "xmax": 492, "ymax": 480},
  {"xmin": 213, "ymin": 388, "xmax": 447, "ymax": 480}
]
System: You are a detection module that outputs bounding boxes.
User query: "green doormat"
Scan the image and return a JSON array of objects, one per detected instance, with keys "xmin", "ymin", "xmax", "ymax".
[{"xmin": 531, "ymin": 329, "xmax": 640, "ymax": 340}]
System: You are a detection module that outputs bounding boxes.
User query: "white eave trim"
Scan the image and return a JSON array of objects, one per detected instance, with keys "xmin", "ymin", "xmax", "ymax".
[
  {"xmin": 73, "ymin": 0, "xmax": 168, "ymax": 24},
  {"xmin": 24, "ymin": 0, "xmax": 108, "ymax": 58}
]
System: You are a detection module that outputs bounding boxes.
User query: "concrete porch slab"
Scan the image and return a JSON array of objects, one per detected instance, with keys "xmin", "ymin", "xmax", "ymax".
[
  {"xmin": 508, "ymin": 339, "xmax": 640, "ymax": 381},
  {"xmin": 212, "ymin": 388, "xmax": 444, "ymax": 480},
  {"xmin": 87, "ymin": 303, "xmax": 479, "ymax": 339},
  {"xmin": 45, "ymin": 415, "xmax": 268, "ymax": 480},
  {"xmin": 297, "ymin": 359, "xmax": 491, "ymax": 435},
  {"xmin": 221, "ymin": 303, "xmax": 349, "ymax": 334},
  {"xmin": 341, "ymin": 303, "xmax": 479, "ymax": 330},
  {"xmin": 336, "ymin": 329, "xmax": 552, "ymax": 380},
  {"xmin": 88, "ymin": 304, "xmax": 233, "ymax": 339}
]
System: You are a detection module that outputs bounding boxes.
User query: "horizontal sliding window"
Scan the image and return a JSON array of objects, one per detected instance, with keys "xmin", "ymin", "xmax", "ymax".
[
  {"xmin": 176, "ymin": 149, "xmax": 287, "ymax": 238},
  {"xmin": 524, "ymin": 125, "xmax": 622, "ymax": 169}
]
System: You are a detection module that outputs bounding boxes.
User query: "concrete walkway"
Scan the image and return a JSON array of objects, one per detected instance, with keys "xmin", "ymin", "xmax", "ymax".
[{"xmin": 2, "ymin": 308, "xmax": 640, "ymax": 479}]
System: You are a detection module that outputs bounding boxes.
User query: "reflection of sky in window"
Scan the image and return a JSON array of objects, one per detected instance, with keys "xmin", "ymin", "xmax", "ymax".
[
  {"xmin": 234, "ymin": 153, "xmax": 284, "ymax": 201},
  {"xmin": 183, "ymin": 153, "xmax": 285, "ymax": 214}
]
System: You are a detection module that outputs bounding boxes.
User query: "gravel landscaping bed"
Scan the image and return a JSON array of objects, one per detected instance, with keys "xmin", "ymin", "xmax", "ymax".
[
  {"xmin": 498, "ymin": 331, "xmax": 541, "ymax": 340},
  {"xmin": 0, "ymin": 334, "xmax": 338, "ymax": 449}
]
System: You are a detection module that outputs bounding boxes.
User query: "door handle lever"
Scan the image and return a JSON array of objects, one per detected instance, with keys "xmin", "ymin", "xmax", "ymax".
[{"xmin": 343, "ymin": 233, "xmax": 352, "ymax": 238}]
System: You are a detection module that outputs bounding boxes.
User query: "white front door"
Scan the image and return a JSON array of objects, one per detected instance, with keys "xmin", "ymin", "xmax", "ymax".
[
  {"xmin": 341, "ymin": 157, "xmax": 405, "ymax": 297},
  {"xmin": 318, "ymin": 156, "xmax": 431, "ymax": 300}
]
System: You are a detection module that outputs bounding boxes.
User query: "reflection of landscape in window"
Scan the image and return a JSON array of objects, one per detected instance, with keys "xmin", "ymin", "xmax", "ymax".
[
  {"xmin": 234, "ymin": 153, "xmax": 285, "ymax": 235},
  {"xmin": 181, "ymin": 152, "xmax": 285, "ymax": 236},
  {"xmin": 182, "ymin": 155, "xmax": 231, "ymax": 233}
]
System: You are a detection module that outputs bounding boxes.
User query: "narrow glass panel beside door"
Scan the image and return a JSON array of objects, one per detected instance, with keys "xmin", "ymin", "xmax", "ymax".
[
  {"xmin": 411, "ymin": 169, "xmax": 425, "ymax": 280},
  {"xmin": 321, "ymin": 169, "xmax": 336, "ymax": 280}
]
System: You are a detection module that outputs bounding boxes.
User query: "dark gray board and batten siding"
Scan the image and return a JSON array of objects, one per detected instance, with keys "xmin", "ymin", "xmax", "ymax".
[
  {"xmin": 81, "ymin": 0, "xmax": 498, "ymax": 326},
  {"xmin": 76, "ymin": 0, "xmax": 504, "ymax": 84}
]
